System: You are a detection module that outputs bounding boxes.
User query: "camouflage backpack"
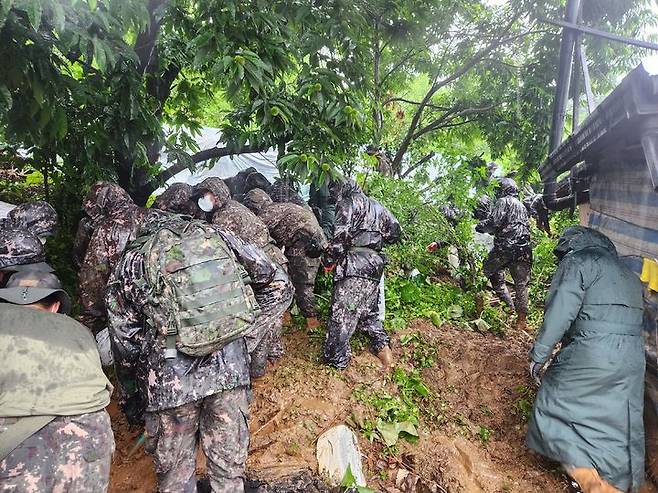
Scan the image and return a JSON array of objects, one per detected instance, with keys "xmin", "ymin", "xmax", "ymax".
[{"xmin": 136, "ymin": 219, "xmax": 258, "ymax": 359}]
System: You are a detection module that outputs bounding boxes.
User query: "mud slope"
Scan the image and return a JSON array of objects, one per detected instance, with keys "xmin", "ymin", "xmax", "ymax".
[{"xmin": 109, "ymin": 320, "xmax": 655, "ymax": 492}]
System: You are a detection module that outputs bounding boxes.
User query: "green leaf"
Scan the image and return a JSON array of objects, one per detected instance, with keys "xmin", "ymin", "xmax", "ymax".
[
  {"xmin": 376, "ymin": 420, "xmax": 400, "ymax": 447},
  {"xmin": 92, "ymin": 37, "xmax": 106, "ymax": 70},
  {"xmin": 23, "ymin": 0, "xmax": 42, "ymax": 29},
  {"xmin": 53, "ymin": 107, "xmax": 67, "ymax": 140},
  {"xmin": 446, "ymin": 304, "xmax": 463, "ymax": 319},
  {"xmin": 88, "ymin": 0, "xmax": 97, "ymax": 11},
  {"xmin": 340, "ymin": 464, "xmax": 356, "ymax": 487},
  {"xmin": 51, "ymin": 1, "xmax": 65, "ymax": 32}
]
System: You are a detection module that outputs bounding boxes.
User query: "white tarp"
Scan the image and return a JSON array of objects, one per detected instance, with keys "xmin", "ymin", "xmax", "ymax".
[{"xmin": 157, "ymin": 127, "xmax": 280, "ymax": 194}]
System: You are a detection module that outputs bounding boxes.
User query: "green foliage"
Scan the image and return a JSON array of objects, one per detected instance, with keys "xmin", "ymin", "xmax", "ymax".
[
  {"xmin": 513, "ymin": 385, "xmax": 536, "ymax": 423},
  {"xmin": 340, "ymin": 464, "xmax": 375, "ymax": 493}
]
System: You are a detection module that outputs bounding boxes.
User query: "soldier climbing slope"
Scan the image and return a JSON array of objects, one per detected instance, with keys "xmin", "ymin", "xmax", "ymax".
[
  {"xmin": 322, "ymin": 178, "xmax": 401, "ymax": 370},
  {"xmin": 107, "ymin": 211, "xmax": 275, "ymax": 493},
  {"xmin": 78, "ymin": 181, "xmax": 149, "ymax": 333},
  {"xmin": 476, "ymin": 177, "xmax": 532, "ymax": 330},
  {"xmin": 244, "ymin": 188, "xmax": 327, "ymax": 329},
  {"xmin": 0, "ymin": 270, "xmax": 114, "ymax": 493}
]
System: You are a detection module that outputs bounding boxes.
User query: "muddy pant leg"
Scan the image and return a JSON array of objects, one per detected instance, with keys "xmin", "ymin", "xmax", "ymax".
[
  {"xmin": 201, "ymin": 387, "xmax": 250, "ymax": 493},
  {"xmin": 483, "ymin": 250, "xmax": 513, "ymax": 309},
  {"xmin": 288, "ymin": 250, "xmax": 320, "ymax": 318},
  {"xmin": 0, "ymin": 411, "xmax": 114, "ymax": 493},
  {"xmin": 145, "ymin": 402, "xmax": 200, "ymax": 493},
  {"xmin": 250, "ymin": 276, "xmax": 294, "ymax": 375},
  {"xmin": 324, "ymin": 278, "xmax": 361, "ymax": 369},
  {"xmin": 360, "ymin": 283, "xmax": 389, "ymax": 354},
  {"xmin": 510, "ymin": 260, "xmax": 531, "ymax": 315}
]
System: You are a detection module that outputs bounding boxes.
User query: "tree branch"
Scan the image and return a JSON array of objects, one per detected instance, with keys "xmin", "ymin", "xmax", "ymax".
[
  {"xmin": 390, "ymin": 13, "xmax": 524, "ymax": 171},
  {"xmin": 157, "ymin": 144, "xmax": 269, "ymax": 183},
  {"xmin": 380, "ymin": 48, "xmax": 419, "ymax": 86},
  {"xmin": 400, "ymin": 152, "xmax": 435, "ymax": 178},
  {"xmin": 412, "ymin": 104, "xmax": 497, "ymax": 140}
]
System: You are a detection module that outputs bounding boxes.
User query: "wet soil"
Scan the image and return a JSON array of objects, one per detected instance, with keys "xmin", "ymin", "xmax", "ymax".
[{"xmin": 108, "ymin": 319, "xmax": 658, "ymax": 493}]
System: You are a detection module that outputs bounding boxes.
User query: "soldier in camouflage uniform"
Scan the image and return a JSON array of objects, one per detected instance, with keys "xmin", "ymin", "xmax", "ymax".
[
  {"xmin": 224, "ymin": 167, "xmax": 272, "ymax": 203},
  {"xmin": 269, "ymin": 176, "xmax": 308, "ymax": 208},
  {"xmin": 188, "ymin": 178, "xmax": 293, "ymax": 376},
  {"xmin": 322, "ymin": 179, "xmax": 401, "ymax": 370},
  {"xmin": 107, "ymin": 211, "xmax": 275, "ymax": 493},
  {"xmin": 244, "ymin": 188, "xmax": 327, "ymax": 329},
  {"xmin": 78, "ymin": 181, "xmax": 149, "ymax": 333},
  {"xmin": 476, "ymin": 177, "xmax": 532, "ymax": 329},
  {"xmin": 0, "ymin": 271, "xmax": 114, "ymax": 492},
  {"xmin": 5, "ymin": 201, "xmax": 58, "ymax": 243},
  {"xmin": 152, "ymin": 182, "xmax": 197, "ymax": 216}
]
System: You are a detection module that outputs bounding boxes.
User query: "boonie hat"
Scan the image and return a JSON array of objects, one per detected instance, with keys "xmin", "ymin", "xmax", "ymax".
[{"xmin": 0, "ymin": 270, "xmax": 71, "ymax": 314}]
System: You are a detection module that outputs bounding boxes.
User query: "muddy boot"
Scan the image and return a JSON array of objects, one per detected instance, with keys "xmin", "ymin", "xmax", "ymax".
[
  {"xmin": 376, "ymin": 345, "xmax": 394, "ymax": 369},
  {"xmin": 515, "ymin": 312, "xmax": 527, "ymax": 331},
  {"xmin": 306, "ymin": 316, "xmax": 321, "ymax": 330}
]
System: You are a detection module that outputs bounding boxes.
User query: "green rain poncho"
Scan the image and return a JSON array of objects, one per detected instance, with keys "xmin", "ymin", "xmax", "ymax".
[{"xmin": 527, "ymin": 226, "xmax": 645, "ymax": 493}]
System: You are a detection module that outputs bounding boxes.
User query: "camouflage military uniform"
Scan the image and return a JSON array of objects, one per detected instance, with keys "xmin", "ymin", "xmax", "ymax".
[
  {"xmin": 73, "ymin": 217, "xmax": 94, "ymax": 268},
  {"xmin": 153, "ymin": 182, "xmax": 196, "ymax": 216},
  {"xmin": 269, "ymin": 177, "xmax": 308, "ymax": 208},
  {"xmin": 477, "ymin": 178, "xmax": 532, "ymax": 315},
  {"xmin": 5, "ymin": 201, "xmax": 58, "ymax": 241},
  {"xmin": 322, "ymin": 180, "xmax": 401, "ymax": 369},
  {"xmin": 0, "ymin": 412, "xmax": 114, "ymax": 492},
  {"xmin": 0, "ymin": 229, "xmax": 47, "ymax": 287},
  {"xmin": 210, "ymin": 199, "xmax": 293, "ymax": 376},
  {"xmin": 244, "ymin": 189, "xmax": 327, "ymax": 319},
  {"xmin": 78, "ymin": 182, "xmax": 149, "ymax": 333},
  {"xmin": 224, "ymin": 167, "xmax": 272, "ymax": 203},
  {"xmin": 107, "ymin": 212, "xmax": 275, "ymax": 492}
]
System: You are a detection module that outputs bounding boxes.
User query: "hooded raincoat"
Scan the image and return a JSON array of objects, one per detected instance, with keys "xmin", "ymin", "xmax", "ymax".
[{"xmin": 527, "ymin": 226, "xmax": 645, "ymax": 493}]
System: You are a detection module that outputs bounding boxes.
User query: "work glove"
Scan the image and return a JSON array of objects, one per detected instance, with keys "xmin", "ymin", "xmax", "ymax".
[{"xmin": 529, "ymin": 361, "xmax": 543, "ymax": 386}]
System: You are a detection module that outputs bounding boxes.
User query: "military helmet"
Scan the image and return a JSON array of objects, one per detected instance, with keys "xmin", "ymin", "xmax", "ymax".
[
  {"xmin": 0, "ymin": 228, "xmax": 46, "ymax": 269},
  {"xmin": 153, "ymin": 182, "xmax": 194, "ymax": 214},
  {"xmin": 243, "ymin": 188, "xmax": 273, "ymax": 213},
  {"xmin": 6, "ymin": 201, "xmax": 58, "ymax": 239},
  {"xmin": 496, "ymin": 177, "xmax": 519, "ymax": 198},
  {"xmin": 0, "ymin": 270, "xmax": 71, "ymax": 314},
  {"xmin": 83, "ymin": 181, "xmax": 133, "ymax": 222}
]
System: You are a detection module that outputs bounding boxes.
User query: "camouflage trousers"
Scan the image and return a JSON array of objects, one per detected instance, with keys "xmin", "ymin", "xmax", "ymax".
[
  {"xmin": 249, "ymin": 272, "xmax": 294, "ymax": 377},
  {"xmin": 483, "ymin": 246, "xmax": 532, "ymax": 315},
  {"xmin": 0, "ymin": 410, "xmax": 114, "ymax": 492},
  {"xmin": 287, "ymin": 243, "xmax": 320, "ymax": 318},
  {"xmin": 144, "ymin": 387, "xmax": 250, "ymax": 493},
  {"xmin": 323, "ymin": 276, "xmax": 389, "ymax": 370}
]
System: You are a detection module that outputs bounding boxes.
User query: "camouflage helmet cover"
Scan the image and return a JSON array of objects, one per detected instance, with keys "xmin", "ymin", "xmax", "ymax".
[
  {"xmin": 153, "ymin": 182, "xmax": 194, "ymax": 214},
  {"xmin": 6, "ymin": 201, "xmax": 58, "ymax": 239},
  {"xmin": 83, "ymin": 181, "xmax": 133, "ymax": 221},
  {"xmin": 243, "ymin": 188, "xmax": 273, "ymax": 214},
  {"xmin": 0, "ymin": 228, "xmax": 46, "ymax": 269}
]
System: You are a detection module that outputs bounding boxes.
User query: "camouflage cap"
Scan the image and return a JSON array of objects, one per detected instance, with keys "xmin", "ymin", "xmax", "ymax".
[
  {"xmin": 0, "ymin": 270, "xmax": 71, "ymax": 314},
  {"xmin": 153, "ymin": 182, "xmax": 194, "ymax": 214},
  {"xmin": 6, "ymin": 201, "xmax": 58, "ymax": 239},
  {"xmin": 0, "ymin": 229, "xmax": 46, "ymax": 269},
  {"xmin": 192, "ymin": 177, "xmax": 231, "ymax": 209},
  {"xmin": 83, "ymin": 181, "xmax": 133, "ymax": 221},
  {"xmin": 243, "ymin": 188, "xmax": 273, "ymax": 214}
]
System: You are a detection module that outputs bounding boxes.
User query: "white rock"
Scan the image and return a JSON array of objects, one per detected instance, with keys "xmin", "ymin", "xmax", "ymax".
[{"xmin": 316, "ymin": 424, "xmax": 366, "ymax": 487}]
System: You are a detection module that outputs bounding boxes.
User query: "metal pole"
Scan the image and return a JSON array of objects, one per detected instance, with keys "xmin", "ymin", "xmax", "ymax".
[
  {"xmin": 572, "ymin": 36, "xmax": 582, "ymax": 131},
  {"xmin": 549, "ymin": 0, "xmax": 582, "ymax": 152},
  {"xmin": 542, "ymin": 18, "xmax": 658, "ymax": 52},
  {"xmin": 577, "ymin": 43, "xmax": 595, "ymax": 113}
]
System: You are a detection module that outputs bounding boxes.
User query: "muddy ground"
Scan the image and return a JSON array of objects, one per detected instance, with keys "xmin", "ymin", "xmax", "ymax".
[{"xmin": 108, "ymin": 319, "xmax": 658, "ymax": 493}]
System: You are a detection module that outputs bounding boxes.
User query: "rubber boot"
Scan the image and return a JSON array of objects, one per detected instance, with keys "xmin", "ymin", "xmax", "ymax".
[
  {"xmin": 306, "ymin": 317, "xmax": 321, "ymax": 330},
  {"xmin": 376, "ymin": 345, "xmax": 394, "ymax": 369},
  {"xmin": 516, "ymin": 312, "xmax": 527, "ymax": 331},
  {"xmin": 566, "ymin": 467, "xmax": 624, "ymax": 493}
]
